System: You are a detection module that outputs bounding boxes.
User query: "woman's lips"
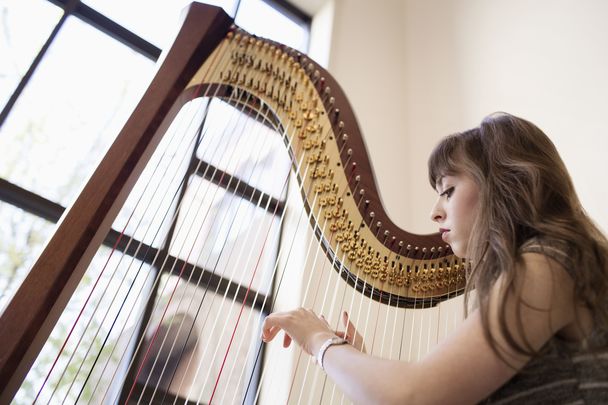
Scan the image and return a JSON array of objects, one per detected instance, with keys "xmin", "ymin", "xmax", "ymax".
[{"xmin": 439, "ymin": 228, "xmax": 450, "ymax": 242}]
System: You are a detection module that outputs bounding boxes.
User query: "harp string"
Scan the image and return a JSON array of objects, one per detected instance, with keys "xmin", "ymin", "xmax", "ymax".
[
  {"xmin": 140, "ymin": 107, "xmax": 274, "ymax": 404},
  {"xmin": 268, "ymin": 152, "xmax": 370, "ymax": 404},
  {"xmin": 284, "ymin": 218, "xmax": 334, "ymax": 403},
  {"xmin": 330, "ymin": 252, "xmax": 368, "ymax": 403},
  {"xmin": 124, "ymin": 87, "xmax": 264, "ymax": 403},
  {"xmin": 26, "ymin": 34, "xmax": 233, "ymax": 403},
  {"xmin": 105, "ymin": 97, "xmax": 237, "ymax": 404},
  {"xmin": 270, "ymin": 133, "xmax": 365, "ymax": 403},
  {"xmin": 32, "ymin": 89, "xmax": 213, "ymax": 404},
  {"xmin": 415, "ymin": 259, "xmax": 426, "ymax": 363},
  {"xmin": 425, "ymin": 251, "xmax": 437, "ymax": 361},
  {"xmin": 325, "ymin": 259, "xmax": 352, "ymax": 405},
  {"xmin": 286, "ymin": 124, "xmax": 360, "ymax": 404},
  {"xmin": 134, "ymin": 66, "xmax": 300, "ymax": 400},
  {"xmin": 381, "ymin": 290, "xmax": 396, "ymax": 359},
  {"xmin": 389, "ymin": 295, "xmax": 400, "ymax": 359},
  {"xmin": 400, "ymin": 250, "xmax": 413, "ymax": 361},
  {"xmin": 248, "ymin": 127, "xmax": 341, "ymax": 404},
  {"xmin": 85, "ymin": 136, "xmax": 196, "ymax": 402},
  {"xmin": 83, "ymin": 98, "xmax": 225, "ymax": 405},
  {"xmin": 182, "ymin": 126, "xmax": 300, "ymax": 404},
  {"xmin": 211, "ymin": 119, "xmax": 306, "ymax": 405},
  {"xmin": 246, "ymin": 184, "xmax": 316, "ymax": 404},
  {"xmin": 81, "ymin": 55, "xmax": 235, "ymax": 402},
  {"xmin": 97, "ymin": 79, "xmax": 244, "ymax": 405},
  {"xmin": 217, "ymin": 145, "xmax": 314, "ymax": 404},
  {"xmin": 71, "ymin": 95, "xmax": 217, "ymax": 405},
  {"xmin": 32, "ymin": 206, "xmax": 139, "ymax": 403},
  {"xmin": 202, "ymin": 107, "xmax": 326, "ymax": 403},
  {"xmin": 171, "ymin": 95, "xmax": 290, "ymax": 404},
  {"xmin": 132, "ymin": 93, "xmax": 258, "ymax": 384},
  {"xmin": 120, "ymin": 41, "xmax": 261, "ymax": 402},
  {"xmin": 290, "ymin": 219, "xmax": 334, "ymax": 404},
  {"xmin": 362, "ymin": 230, "xmax": 387, "ymax": 355},
  {"xmin": 317, "ymin": 251, "xmax": 357, "ymax": 405},
  {"xmin": 234, "ymin": 150, "xmax": 315, "ymax": 405},
  {"xmin": 163, "ymin": 112, "xmax": 288, "ymax": 405},
  {"xmin": 116, "ymin": 69, "xmax": 268, "ymax": 404},
  {"xmin": 408, "ymin": 253, "xmax": 422, "ymax": 361},
  {"xmin": 223, "ymin": 63, "xmax": 360, "ymax": 400},
  {"xmin": 380, "ymin": 248, "xmax": 405, "ymax": 359}
]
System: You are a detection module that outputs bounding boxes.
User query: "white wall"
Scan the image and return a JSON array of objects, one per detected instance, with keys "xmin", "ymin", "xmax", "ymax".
[{"xmin": 325, "ymin": 0, "xmax": 608, "ymax": 235}]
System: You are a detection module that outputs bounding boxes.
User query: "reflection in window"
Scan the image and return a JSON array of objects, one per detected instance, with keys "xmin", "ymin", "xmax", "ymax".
[{"xmin": 139, "ymin": 273, "xmax": 262, "ymax": 403}]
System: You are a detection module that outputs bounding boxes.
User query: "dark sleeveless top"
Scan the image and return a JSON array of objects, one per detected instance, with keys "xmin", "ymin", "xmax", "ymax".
[{"xmin": 481, "ymin": 238, "xmax": 608, "ymax": 404}]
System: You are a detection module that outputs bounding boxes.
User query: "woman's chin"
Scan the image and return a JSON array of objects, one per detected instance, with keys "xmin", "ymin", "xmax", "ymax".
[{"xmin": 449, "ymin": 244, "xmax": 465, "ymax": 258}]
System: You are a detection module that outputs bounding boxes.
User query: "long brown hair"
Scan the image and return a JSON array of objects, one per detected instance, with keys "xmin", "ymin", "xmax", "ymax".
[{"xmin": 428, "ymin": 112, "xmax": 608, "ymax": 357}]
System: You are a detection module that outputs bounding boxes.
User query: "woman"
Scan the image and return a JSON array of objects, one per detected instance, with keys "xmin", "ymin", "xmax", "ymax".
[{"xmin": 262, "ymin": 112, "xmax": 608, "ymax": 404}]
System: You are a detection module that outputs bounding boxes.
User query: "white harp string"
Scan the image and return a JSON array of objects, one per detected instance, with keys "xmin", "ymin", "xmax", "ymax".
[
  {"xmin": 33, "ymin": 65, "xmax": 226, "ymax": 403},
  {"xmin": 131, "ymin": 87, "xmax": 266, "ymax": 403}
]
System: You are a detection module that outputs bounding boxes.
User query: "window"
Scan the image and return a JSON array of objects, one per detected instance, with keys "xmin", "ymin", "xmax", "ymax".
[{"xmin": 0, "ymin": 0, "xmax": 310, "ymax": 402}]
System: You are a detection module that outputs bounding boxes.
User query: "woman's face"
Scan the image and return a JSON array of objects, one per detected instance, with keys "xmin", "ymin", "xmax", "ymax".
[{"xmin": 430, "ymin": 173, "xmax": 480, "ymax": 258}]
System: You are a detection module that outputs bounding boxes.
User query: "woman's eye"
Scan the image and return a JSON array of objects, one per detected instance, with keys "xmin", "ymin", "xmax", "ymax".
[{"xmin": 440, "ymin": 187, "xmax": 454, "ymax": 199}]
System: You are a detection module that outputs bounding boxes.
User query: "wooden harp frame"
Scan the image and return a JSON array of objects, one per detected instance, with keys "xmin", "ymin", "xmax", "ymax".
[{"xmin": 0, "ymin": 3, "xmax": 465, "ymax": 402}]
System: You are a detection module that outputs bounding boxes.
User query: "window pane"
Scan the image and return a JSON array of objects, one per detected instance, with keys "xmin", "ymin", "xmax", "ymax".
[
  {"xmin": 0, "ymin": 202, "xmax": 56, "ymax": 313},
  {"xmin": 82, "ymin": 0, "xmax": 237, "ymax": 49},
  {"xmin": 170, "ymin": 177, "xmax": 280, "ymax": 295},
  {"xmin": 0, "ymin": 16, "xmax": 155, "ymax": 207},
  {"xmin": 196, "ymin": 98, "xmax": 291, "ymax": 201},
  {"xmin": 0, "ymin": 0, "xmax": 62, "ymax": 111},
  {"xmin": 111, "ymin": 98, "xmax": 209, "ymax": 249},
  {"xmin": 236, "ymin": 0, "xmax": 309, "ymax": 52},
  {"xmin": 15, "ymin": 246, "xmax": 153, "ymax": 403}
]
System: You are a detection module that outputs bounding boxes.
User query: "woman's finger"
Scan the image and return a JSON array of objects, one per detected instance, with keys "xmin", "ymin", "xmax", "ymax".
[
  {"xmin": 262, "ymin": 315, "xmax": 285, "ymax": 341},
  {"xmin": 335, "ymin": 331, "xmax": 350, "ymax": 340},
  {"xmin": 262, "ymin": 308, "xmax": 337, "ymax": 355},
  {"xmin": 342, "ymin": 311, "xmax": 356, "ymax": 336},
  {"xmin": 283, "ymin": 333, "xmax": 292, "ymax": 348},
  {"xmin": 342, "ymin": 311, "xmax": 366, "ymax": 353},
  {"xmin": 261, "ymin": 325, "xmax": 280, "ymax": 342}
]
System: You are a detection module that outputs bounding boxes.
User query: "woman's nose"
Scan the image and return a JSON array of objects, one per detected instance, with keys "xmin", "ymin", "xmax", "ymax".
[{"xmin": 430, "ymin": 200, "xmax": 444, "ymax": 223}]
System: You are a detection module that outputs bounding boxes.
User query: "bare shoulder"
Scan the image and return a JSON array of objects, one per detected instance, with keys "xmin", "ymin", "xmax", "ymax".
[
  {"xmin": 515, "ymin": 251, "xmax": 593, "ymax": 340},
  {"xmin": 488, "ymin": 251, "xmax": 578, "ymax": 356},
  {"xmin": 510, "ymin": 251, "xmax": 575, "ymax": 310}
]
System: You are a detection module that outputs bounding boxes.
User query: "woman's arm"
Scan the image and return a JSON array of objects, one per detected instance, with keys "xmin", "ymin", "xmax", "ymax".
[{"xmin": 262, "ymin": 252, "xmax": 578, "ymax": 404}]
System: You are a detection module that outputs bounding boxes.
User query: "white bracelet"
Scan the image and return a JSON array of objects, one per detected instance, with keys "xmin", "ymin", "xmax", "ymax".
[{"xmin": 316, "ymin": 336, "xmax": 347, "ymax": 371}]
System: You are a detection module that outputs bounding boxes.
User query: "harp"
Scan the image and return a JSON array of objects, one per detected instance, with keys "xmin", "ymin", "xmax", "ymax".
[{"xmin": 0, "ymin": 3, "xmax": 466, "ymax": 403}]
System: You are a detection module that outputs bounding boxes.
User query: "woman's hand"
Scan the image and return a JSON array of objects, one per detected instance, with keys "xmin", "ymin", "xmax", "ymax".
[
  {"xmin": 261, "ymin": 307, "xmax": 336, "ymax": 355},
  {"xmin": 336, "ymin": 311, "xmax": 367, "ymax": 353},
  {"xmin": 261, "ymin": 308, "xmax": 368, "ymax": 355}
]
